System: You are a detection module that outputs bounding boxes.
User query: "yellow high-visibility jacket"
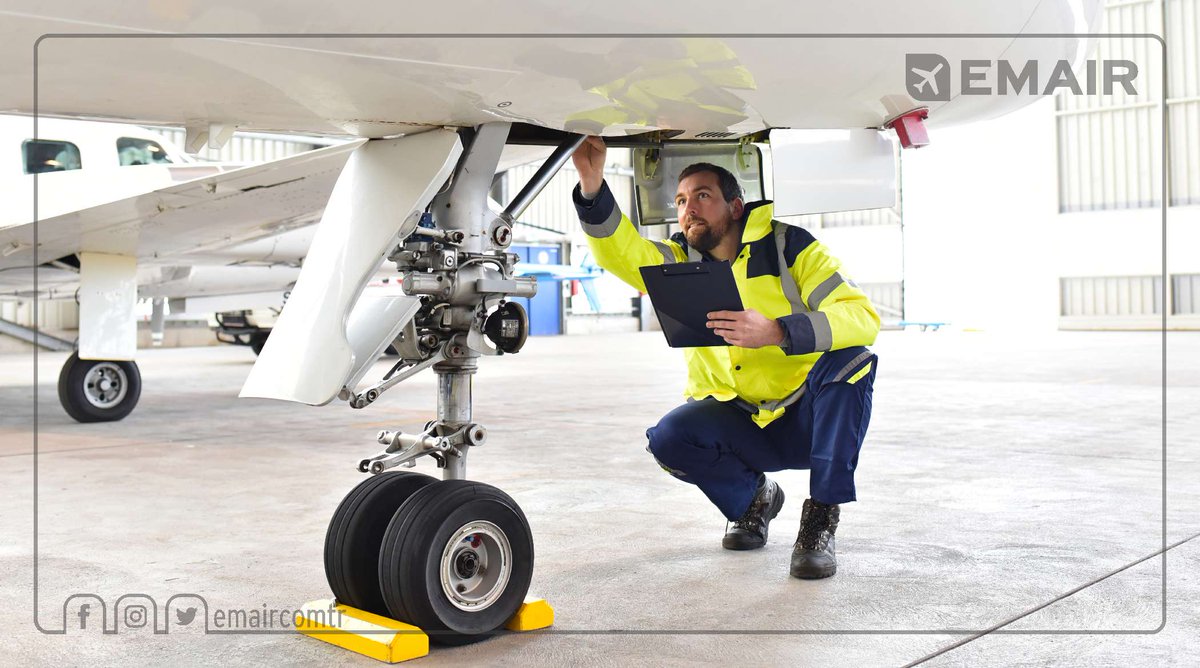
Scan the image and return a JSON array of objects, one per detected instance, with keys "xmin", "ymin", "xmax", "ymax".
[{"xmin": 574, "ymin": 181, "xmax": 880, "ymax": 427}]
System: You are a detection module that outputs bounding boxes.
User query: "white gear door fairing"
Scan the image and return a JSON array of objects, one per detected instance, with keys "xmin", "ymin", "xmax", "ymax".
[
  {"xmin": 768, "ymin": 129, "xmax": 898, "ymax": 217},
  {"xmin": 240, "ymin": 130, "xmax": 463, "ymax": 405},
  {"xmin": 78, "ymin": 252, "xmax": 138, "ymax": 361}
]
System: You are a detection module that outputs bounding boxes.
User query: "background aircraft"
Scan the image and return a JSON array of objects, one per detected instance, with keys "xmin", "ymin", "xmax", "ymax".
[
  {"xmin": 0, "ymin": 114, "xmax": 359, "ymax": 421},
  {"xmin": 0, "ymin": 115, "xmax": 553, "ymax": 419}
]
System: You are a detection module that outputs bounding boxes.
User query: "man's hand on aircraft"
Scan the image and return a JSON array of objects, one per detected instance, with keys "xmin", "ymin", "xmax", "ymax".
[
  {"xmin": 571, "ymin": 136, "xmax": 607, "ymax": 195},
  {"xmin": 706, "ymin": 309, "xmax": 785, "ymax": 349}
]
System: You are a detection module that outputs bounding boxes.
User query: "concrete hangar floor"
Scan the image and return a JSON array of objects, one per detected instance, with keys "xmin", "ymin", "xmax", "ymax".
[{"xmin": 1, "ymin": 329, "xmax": 1197, "ymax": 666}]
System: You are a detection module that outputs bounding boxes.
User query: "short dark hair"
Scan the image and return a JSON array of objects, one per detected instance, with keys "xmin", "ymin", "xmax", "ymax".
[{"xmin": 678, "ymin": 162, "xmax": 743, "ymax": 203}]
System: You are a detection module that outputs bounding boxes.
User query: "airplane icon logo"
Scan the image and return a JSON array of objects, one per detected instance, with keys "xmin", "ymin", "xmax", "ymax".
[
  {"xmin": 911, "ymin": 63, "xmax": 943, "ymax": 95},
  {"xmin": 906, "ymin": 54, "xmax": 951, "ymax": 102}
]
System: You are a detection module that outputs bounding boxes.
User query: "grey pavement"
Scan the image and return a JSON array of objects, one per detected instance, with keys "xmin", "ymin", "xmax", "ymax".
[{"xmin": 0, "ymin": 329, "xmax": 1196, "ymax": 666}]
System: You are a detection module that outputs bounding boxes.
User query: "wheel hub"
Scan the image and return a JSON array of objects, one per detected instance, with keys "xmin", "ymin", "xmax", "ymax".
[
  {"xmin": 83, "ymin": 362, "xmax": 128, "ymax": 409},
  {"xmin": 440, "ymin": 520, "xmax": 511, "ymax": 612},
  {"xmin": 454, "ymin": 550, "xmax": 480, "ymax": 579}
]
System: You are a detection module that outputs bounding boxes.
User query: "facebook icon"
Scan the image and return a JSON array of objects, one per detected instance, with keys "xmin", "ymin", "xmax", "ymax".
[{"xmin": 78, "ymin": 603, "xmax": 90, "ymax": 629}]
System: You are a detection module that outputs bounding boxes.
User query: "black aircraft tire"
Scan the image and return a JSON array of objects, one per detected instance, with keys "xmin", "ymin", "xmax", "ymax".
[
  {"xmin": 249, "ymin": 333, "xmax": 269, "ymax": 356},
  {"xmin": 323, "ymin": 471, "xmax": 438, "ymax": 617},
  {"xmin": 379, "ymin": 480, "xmax": 534, "ymax": 646},
  {"xmin": 57, "ymin": 352, "xmax": 141, "ymax": 423}
]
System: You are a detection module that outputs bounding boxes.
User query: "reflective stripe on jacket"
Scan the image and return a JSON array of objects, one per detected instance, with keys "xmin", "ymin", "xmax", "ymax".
[{"xmin": 574, "ymin": 180, "xmax": 880, "ymax": 427}]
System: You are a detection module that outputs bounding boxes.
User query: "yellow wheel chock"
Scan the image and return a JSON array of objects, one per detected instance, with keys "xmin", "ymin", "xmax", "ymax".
[{"xmin": 295, "ymin": 596, "xmax": 554, "ymax": 663}]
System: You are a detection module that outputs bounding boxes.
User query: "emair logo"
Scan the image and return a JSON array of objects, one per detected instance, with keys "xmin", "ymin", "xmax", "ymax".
[{"xmin": 906, "ymin": 53, "xmax": 1138, "ymax": 101}]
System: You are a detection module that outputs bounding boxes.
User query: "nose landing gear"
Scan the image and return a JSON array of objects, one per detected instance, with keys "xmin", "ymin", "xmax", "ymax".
[{"xmin": 298, "ymin": 123, "xmax": 573, "ymax": 660}]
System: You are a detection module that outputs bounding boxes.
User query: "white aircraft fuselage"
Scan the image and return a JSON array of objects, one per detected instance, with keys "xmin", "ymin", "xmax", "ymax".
[{"xmin": 2, "ymin": 1, "xmax": 1100, "ymax": 137}]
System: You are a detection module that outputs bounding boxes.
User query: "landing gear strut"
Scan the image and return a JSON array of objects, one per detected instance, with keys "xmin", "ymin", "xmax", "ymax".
[{"xmin": 319, "ymin": 124, "xmax": 582, "ymax": 647}]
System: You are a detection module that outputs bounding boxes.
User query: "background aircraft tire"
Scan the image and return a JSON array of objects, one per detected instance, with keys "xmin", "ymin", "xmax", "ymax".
[
  {"xmin": 324, "ymin": 471, "xmax": 437, "ymax": 617},
  {"xmin": 378, "ymin": 479, "xmax": 533, "ymax": 646},
  {"xmin": 57, "ymin": 352, "xmax": 141, "ymax": 423},
  {"xmin": 249, "ymin": 332, "xmax": 269, "ymax": 356}
]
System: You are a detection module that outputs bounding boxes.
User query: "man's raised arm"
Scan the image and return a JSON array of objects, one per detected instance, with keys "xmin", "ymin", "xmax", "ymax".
[{"xmin": 570, "ymin": 138, "xmax": 684, "ymax": 292}]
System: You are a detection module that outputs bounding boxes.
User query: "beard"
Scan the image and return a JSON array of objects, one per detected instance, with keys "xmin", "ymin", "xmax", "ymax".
[{"xmin": 684, "ymin": 218, "xmax": 726, "ymax": 253}]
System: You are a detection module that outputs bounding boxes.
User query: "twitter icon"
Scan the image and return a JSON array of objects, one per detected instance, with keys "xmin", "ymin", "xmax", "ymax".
[{"xmin": 175, "ymin": 607, "xmax": 198, "ymax": 625}]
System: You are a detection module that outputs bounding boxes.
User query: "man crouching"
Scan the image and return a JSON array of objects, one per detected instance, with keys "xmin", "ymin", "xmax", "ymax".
[{"xmin": 571, "ymin": 137, "xmax": 880, "ymax": 579}]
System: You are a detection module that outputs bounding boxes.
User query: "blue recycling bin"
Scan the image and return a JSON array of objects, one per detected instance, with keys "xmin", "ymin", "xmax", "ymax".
[{"xmin": 510, "ymin": 244, "xmax": 562, "ymax": 336}]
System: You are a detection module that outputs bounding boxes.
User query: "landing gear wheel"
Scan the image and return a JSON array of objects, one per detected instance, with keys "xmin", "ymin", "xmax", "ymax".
[
  {"xmin": 379, "ymin": 480, "xmax": 534, "ymax": 646},
  {"xmin": 57, "ymin": 352, "xmax": 141, "ymax": 423},
  {"xmin": 324, "ymin": 471, "xmax": 437, "ymax": 617}
]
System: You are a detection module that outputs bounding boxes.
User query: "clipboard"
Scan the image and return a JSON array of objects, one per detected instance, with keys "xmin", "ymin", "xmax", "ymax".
[{"xmin": 639, "ymin": 261, "xmax": 744, "ymax": 348}]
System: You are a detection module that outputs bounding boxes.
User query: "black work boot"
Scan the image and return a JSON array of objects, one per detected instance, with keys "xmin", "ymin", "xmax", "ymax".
[
  {"xmin": 790, "ymin": 498, "xmax": 840, "ymax": 579},
  {"xmin": 722, "ymin": 477, "xmax": 785, "ymax": 550}
]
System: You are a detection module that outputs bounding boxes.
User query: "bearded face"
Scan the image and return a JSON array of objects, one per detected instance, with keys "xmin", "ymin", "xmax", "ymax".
[
  {"xmin": 676, "ymin": 171, "xmax": 741, "ymax": 254},
  {"xmin": 683, "ymin": 213, "xmax": 730, "ymax": 253}
]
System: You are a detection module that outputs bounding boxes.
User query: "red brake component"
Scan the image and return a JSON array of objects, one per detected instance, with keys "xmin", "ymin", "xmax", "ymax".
[{"xmin": 884, "ymin": 109, "xmax": 930, "ymax": 149}]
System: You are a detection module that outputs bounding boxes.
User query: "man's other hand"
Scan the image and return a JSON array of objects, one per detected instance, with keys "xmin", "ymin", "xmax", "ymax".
[
  {"xmin": 707, "ymin": 309, "xmax": 785, "ymax": 349},
  {"xmin": 572, "ymin": 136, "xmax": 607, "ymax": 195}
]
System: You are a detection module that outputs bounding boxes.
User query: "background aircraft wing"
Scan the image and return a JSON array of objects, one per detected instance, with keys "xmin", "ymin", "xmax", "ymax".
[
  {"xmin": 0, "ymin": 140, "xmax": 363, "ymax": 285},
  {"xmin": 0, "ymin": 139, "xmax": 554, "ymax": 299}
]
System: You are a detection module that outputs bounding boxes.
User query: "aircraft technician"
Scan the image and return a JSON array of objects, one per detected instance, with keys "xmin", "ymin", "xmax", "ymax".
[{"xmin": 571, "ymin": 137, "xmax": 880, "ymax": 579}]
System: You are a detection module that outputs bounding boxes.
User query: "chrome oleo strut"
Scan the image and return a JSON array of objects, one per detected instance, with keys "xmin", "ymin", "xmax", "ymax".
[{"xmin": 348, "ymin": 124, "xmax": 585, "ymax": 480}]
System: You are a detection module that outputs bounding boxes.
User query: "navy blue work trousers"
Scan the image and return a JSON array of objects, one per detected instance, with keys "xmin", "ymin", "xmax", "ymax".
[{"xmin": 645, "ymin": 346, "xmax": 877, "ymax": 521}]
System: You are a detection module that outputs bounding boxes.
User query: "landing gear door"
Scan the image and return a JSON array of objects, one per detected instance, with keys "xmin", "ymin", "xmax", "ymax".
[
  {"xmin": 633, "ymin": 143, "xmax": 763, "ymax": 226},
  {"xmin": 766, "ymin": 129, "xmax": 898, "ymax": 217}
]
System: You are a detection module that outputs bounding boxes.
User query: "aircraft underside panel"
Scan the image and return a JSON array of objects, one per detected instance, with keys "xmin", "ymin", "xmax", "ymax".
[
  {"xmin": 1, "ymin": 1, "xmax": 1102, "ymax": 138},
  {"xmin": 240, "ymin": 130, "xmax": 463, "ymax": 406}
]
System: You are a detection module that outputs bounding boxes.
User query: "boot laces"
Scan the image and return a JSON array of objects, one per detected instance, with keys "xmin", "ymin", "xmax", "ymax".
[
  {"xmin": 732, "ymin": 501, "xmax": 765, "ymax": 534},
  {"xmin": 799, "ymin": 506, "xmax": 832, "ymax": 550},
  {"xmin": 732, "ymin": 514, "xmax": 761, "ymax": 533}
]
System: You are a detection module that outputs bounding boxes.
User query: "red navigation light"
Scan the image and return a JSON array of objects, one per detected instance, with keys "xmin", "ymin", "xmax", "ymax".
[{"xmin": 884, "ymin": 109, "xmax": 930, "ymax": 149}]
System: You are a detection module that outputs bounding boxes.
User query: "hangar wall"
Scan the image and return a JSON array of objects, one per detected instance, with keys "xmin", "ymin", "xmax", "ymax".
[
  {"xmin": 892, "ymin": 0, "xmax": 1198, "ymax": 332},
  {"xmin": 1050, "ymin": 0, "xmax": 1200, "ymax": 330}
]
